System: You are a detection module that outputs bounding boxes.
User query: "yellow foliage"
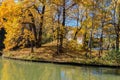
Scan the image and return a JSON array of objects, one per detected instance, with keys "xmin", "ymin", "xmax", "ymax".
[{"xmin": 0, "ymin": 0, "xmax": 35, "ymax": 50}]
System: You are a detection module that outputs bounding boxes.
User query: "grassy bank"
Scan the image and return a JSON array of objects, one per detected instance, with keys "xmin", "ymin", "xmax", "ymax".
[{"xmin": 2, "ymin": 41, "xmax": 120, "ymax": 67}]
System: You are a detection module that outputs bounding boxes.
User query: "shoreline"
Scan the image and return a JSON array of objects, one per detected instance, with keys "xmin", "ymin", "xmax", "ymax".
[{"xmin": 3, "ymin": 55, "xmax": 120, "ymax": 69}]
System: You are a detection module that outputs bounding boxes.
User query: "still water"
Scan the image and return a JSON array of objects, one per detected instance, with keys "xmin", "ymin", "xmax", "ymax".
[{"xmin": 0, "ymin": 57, "xmax": 120, "ymax": 80}]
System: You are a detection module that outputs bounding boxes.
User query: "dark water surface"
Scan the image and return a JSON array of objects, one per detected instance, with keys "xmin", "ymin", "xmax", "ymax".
[{"xmin": 0, "ymin": 57, "xmax": 120, "ymax": 80}]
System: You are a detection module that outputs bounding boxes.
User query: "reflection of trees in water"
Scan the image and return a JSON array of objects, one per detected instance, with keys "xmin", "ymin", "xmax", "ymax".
[
  {"xmin": 0, "ymin": 58, "xmax": 2, "ymax": 79},
  {"xmin": 60, "ymin": 66, "xmax": 85, "ymax": 80},
  {"xmin": 1, "ymin": 59, "xmax": 120, "ymax": 80},
  {"xmin": 101, "ymin": 68, "xmax": 120, "ymax": 76},
  {"xmin": 1, "ymin": 60, "xmax": 10, "ymax": 80},
  {"xmin": 1, "ymin": 60, "xmax": 26, "ymax": 80},
  {"xmin": 0, "ymin": 60, "xmax": 61, "ymax": 80}
]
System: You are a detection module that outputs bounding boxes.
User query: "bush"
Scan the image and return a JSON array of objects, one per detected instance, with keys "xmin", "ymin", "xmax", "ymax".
[{"xmin": 65, "ymin": 40, "xmax": 83, "ymax": 51}]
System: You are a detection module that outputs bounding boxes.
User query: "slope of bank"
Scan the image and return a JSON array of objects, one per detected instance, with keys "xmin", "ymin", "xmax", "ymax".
[{"xmin": 2, "ymin": 41, "xmax": 120, "ymax": 68}]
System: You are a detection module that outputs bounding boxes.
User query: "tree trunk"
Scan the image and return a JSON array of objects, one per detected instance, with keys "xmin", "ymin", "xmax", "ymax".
[
  {"xmin": 113, "ymin": 2, "xmax": 119, "ymax": 52},
  {"xmin": 89, "ymin": 30, "xmax": 93, "ymax": 55},
  {"xmin": 37, "ymin": 5, "xmax": 45, "ymax": 47},
  {"xmin": 27, "ymin": 10, "xmax": 38, "ymax": 48},
  {"xmin": 116, "ymin": 33, "xmax": 119, "ymax": 52},
  {"xmin": 56, "ymin": 7, "xmax": 61, "ymax": 55},
  {"xmin": 83, "ymin": 28, "xmax": 87, "ymax": 49},
  {"xmin": 31, "ymin": 24, "xmax": 37, "ymax": 47},
  {"xmin": 74, "ymin": 8, "xmax": 79, "ymax": 40},
  {"xmin": 116, "ymin": 4, "xmax": 120, "ymax": 52},
  {"xmin": 59, "ymin": 0, "xmax": 66, "ymax": 53},
  {"xmin": 99, "ymin": 27, "xmax": 103, "ymax": 57},
  {"xmin": 107, "ymin": 31, "xmax": 111, "ymax": 50},
  {"xmin": 31, "ymin": 40, "xmax": 34, "ymax": 53},
  {"xmin": 74, "ymin": 29, "xmax": 79, "ymax": 40}
]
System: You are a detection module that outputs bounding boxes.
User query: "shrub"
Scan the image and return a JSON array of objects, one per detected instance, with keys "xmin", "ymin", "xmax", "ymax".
[
  {"xmin": 65, "ymin": 40, "xmax": 83, "ymax": 51},
  {"xmin": 104, "ymin": 50, "xmax": 120, "ymax": 63}
]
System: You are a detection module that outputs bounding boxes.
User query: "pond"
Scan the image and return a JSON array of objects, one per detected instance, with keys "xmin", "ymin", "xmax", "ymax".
[{"xmin": 0, "ymin": 57, "xmax": 120, "ymax": 80}]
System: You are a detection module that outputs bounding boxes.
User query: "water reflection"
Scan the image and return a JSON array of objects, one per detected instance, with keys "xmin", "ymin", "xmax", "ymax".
[{"xmin": 0, "ymin": 58, "xmax": 120, "ymax": 80}]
